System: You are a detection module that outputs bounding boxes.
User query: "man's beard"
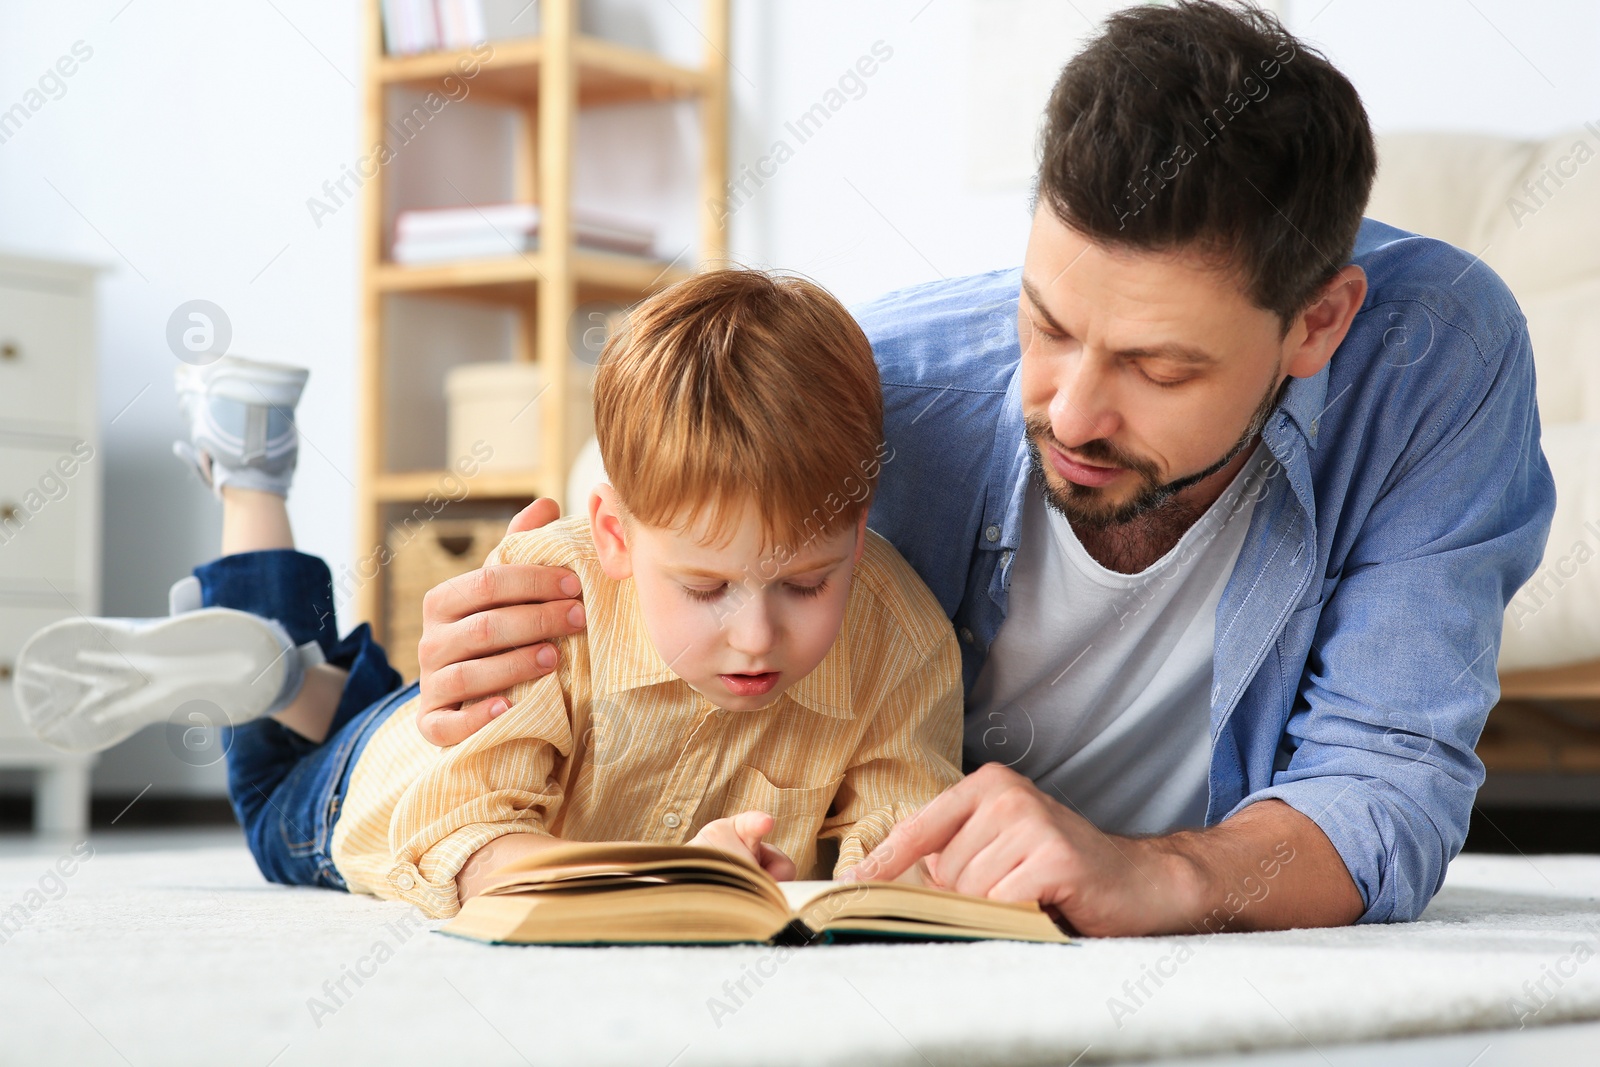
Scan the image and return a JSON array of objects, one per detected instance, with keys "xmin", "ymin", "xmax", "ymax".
[{"xmin": 1025, "ymin": 375, "xmax": 1284, "ymax": 532}]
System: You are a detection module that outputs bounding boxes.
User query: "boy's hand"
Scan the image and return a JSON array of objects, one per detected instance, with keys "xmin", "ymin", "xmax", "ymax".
[
  {"xmin": 416, "ymin": 498, "xmax": 588, "ymax": 747},
  {"xmin": 690, "ymin": 811, "xmax": 797, "ymax": 881}
]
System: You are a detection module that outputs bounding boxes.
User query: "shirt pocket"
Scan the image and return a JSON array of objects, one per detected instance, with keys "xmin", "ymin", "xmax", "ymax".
[{"xmin": 722, "ymin": 765, "xmax": 844, "ymax": 881}]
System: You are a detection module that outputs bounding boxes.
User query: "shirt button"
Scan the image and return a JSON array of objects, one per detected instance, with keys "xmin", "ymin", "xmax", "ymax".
[
  {"xmin": 959, "ymin": 627, "xmax": 974, "ymax": 645},
  {"xmin": 394, "ymin": 870, "xmax": 416, "ymax": 891},
  {"xmin": 984, "ymin": 524, "xmax": 1000, "ymax": 543},
  {"xmin": 662, "ymin": 812, "xmax": 681, "ymax": 829}
]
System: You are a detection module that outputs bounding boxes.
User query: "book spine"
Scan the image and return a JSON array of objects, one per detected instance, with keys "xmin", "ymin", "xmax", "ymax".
[
  {"xmin": 394, "ymin": 204, "xmax": 542, "ymax": 238},
  {"xmin": 446, "ymin": 0, "xmax": 468, "ymax": 49},
  {"xmin": 392, "ymin": 0, "xmax": 409, "ymax": 54},
  {"xmin": 398, "ymin": 0, "xmax": 418, "ymax": 53},
  {"xmin": 403, "ymin": 0, "xmax": 422, "ymax": 54},
  {"xmin": 379, "ymin": 0, "xmax": 403, "ymax": 56},
  {"xmin": 416, "ymin": 0, "xmax": 439, "ymax": 53},
  {"xmin": 464, "ymin": 0, "xmax": 487, "ymax": 45},
  {"xmin": 392, "ymin": 234, "xmax": 538, "ymax": 264}
]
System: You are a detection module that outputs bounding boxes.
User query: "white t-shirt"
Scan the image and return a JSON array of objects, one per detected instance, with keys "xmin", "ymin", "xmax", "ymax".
[{"xmin": 964, "ymin": 444, "xmax": 1269, "ymax": 836}]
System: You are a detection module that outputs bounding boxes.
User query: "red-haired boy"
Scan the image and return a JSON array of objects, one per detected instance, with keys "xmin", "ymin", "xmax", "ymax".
[{"xmin": 18, "ymin": 269, "xmax": 962, "ymax": 918}]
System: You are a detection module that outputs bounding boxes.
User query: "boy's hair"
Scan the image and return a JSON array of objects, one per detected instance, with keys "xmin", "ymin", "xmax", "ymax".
[
  {"xmin": 1038, "ymin": 0, "xmax": 1376, "ymax": 332},
  {"xmin": 593, "ymin": 268, "xmax": 884, "ymax": 551}
]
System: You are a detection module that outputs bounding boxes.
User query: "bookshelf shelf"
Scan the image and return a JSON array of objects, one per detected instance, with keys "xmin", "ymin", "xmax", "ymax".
[
  {"xmin": 356, "ymin": 0, "xmax": 730, "ymax": 641},
  {"xmin": 372, "ymin": 249, "xmax": 690, "ymax": 304},
  {"xmin": 373, "ymin": 469, "xmax": 544, "ymax": 503},
  {"xmin": 377, "ymin": 36, "xmax": 709, "ymax": 106}
]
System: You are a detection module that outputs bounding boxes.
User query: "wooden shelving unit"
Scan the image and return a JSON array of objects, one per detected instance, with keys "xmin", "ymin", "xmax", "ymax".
[{"xmin": 355, "ymin": 0, "xmax": 729, "ymax": 637}]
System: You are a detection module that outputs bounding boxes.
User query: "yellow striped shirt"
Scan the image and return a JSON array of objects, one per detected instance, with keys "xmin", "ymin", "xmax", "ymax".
[{"xmin": 330, "ymin": 515, "xmax": 963, "ymax": 918}]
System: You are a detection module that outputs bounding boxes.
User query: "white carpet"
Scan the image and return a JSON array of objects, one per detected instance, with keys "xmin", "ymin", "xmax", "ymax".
[{"xmin": 0, "ymin": 840, "xmax": 1598, "ymax": 1066}]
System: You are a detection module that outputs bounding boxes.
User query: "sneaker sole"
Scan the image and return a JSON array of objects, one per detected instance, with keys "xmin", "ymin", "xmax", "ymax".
[{"xmin": 13, "ymin": 610, "xmax": 292, "ymax": 754}]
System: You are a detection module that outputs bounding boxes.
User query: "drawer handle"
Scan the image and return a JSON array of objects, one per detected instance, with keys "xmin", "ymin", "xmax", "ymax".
[
  {"xmin": 0, "ymin": 662, "xmax": 11, "ymax": 682},
  {"xmin": 0, "ymin": 341, "xmax": 16, "ymax": 361},
  {"xmin": 0, "ymin": 503, "xmax": 16, "ymax": 524}
]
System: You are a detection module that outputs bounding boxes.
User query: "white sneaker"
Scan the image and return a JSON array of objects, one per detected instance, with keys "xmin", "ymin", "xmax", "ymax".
[
  {"xmin": 173, "ymin": 355, "xmax": 310, "ymax": 498},
  {"xmin": 12, "ymin": 608, "xmax": 307, "ymax": 755}
]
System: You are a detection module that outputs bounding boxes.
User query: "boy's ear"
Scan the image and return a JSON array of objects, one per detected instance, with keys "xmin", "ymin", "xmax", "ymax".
[
  {"xmin": 851, "ymin": 508, "xmax": 869, "ymax": 565},
  {"xmin": 589, "ymin": 484, "xmax": 633, "ymax": 580}
]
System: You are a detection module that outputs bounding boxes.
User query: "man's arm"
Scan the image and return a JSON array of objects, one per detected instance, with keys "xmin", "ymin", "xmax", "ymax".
[
  {"xmin": 1160, "ymin": 795, "xmax": 1364, "ymax": 932},
  {"xmin": 1223, "ymin": 303, "xmax": 1553, "ymax": 924},
  {"xmin": 843, "ymin": 762, "xmax": 1362, "ymax": 936}
]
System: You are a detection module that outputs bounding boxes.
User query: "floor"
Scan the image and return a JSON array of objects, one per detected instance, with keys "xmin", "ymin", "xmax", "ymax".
[{"xmin": 2, "ymin": 826, "xmax": 1598, "ymax": 1066}]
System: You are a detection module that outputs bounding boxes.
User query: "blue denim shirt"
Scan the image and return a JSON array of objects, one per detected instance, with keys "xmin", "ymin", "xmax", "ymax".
[{"xmin": 855, "ymin": 218, "xmax": 1555, "ymax": 924}]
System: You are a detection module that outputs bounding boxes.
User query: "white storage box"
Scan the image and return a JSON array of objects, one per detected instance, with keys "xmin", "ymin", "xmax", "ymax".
[{"xmin": 445, "ymin": 361, "xmax": 544, "ymax": 473}]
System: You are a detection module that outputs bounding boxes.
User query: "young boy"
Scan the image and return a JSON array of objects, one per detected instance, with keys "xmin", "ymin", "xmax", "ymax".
[{"xmin": 16, "ymin": 269, "xmax": 963, "ymax": 919}]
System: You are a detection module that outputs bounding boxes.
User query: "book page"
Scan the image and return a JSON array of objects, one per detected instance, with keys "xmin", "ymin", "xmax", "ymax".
[
  {"xmin": 777, "ymin": 880, "xmax": 842, "ymax": 913},
  {"xmin": 776, "ymin": 858, "xmax": 937, "ymax": 912}
]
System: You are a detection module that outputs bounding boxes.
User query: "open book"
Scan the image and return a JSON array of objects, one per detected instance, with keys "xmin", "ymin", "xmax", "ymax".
[{"xmin": 439, "ymin": 842, "xmax": 1073, "ymax": 945}]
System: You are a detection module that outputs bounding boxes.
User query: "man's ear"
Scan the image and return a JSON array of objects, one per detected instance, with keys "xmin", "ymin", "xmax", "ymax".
[
  {"xmin": 589, "ymin": 484, "xmax": 632, "ymax": 580},
  {"xmin": 1284, "ymin": 264, "xmax": 1367, "ymax": 379}
]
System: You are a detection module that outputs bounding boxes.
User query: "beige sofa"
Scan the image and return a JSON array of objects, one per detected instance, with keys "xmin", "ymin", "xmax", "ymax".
[
  {"xmin": 1370, "ymin": 131, "xmax": 1600, "ymax": 782},
  {"xmin": 1367, "ymin": 129, "xmax": 1600, "ymax": 704}
]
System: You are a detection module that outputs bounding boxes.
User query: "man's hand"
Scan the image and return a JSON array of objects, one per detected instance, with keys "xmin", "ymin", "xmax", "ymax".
[
  {"xmin": 690, "ymin": 811, "xmax": 797, "ymax": 881},
  {"xmin": 416, "ymin": 498, "xmax": 588, "ymax": 746},
  {"xmin": 840, "ymin": 762, "xmax": 1364, "ymax": 937}
]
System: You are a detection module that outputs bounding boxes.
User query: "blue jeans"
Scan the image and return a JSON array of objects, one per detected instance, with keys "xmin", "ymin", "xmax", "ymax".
[{"xmin": 198, "ymin": 550, "xmax": 410, "ymax": 891}]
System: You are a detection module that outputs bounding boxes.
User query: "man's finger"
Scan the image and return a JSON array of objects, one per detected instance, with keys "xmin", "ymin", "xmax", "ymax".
[
  {"xmin": 926, "ymin": 778, "xmax": 1046, "ymax": 892},
  {"xmin": 418, "ymin": 600, "xmax": 583, "ymax": 677},
  {"xmin": 988, "ymin": 856, "xmax": 1070, "ymax": 908},
  {"xmin": 417, "ymin": 697, "xmax": 510, "ymax": 747},
  {"xmin": 420, "ymin": 642, "xmax": 558, "ymax": 713},
  {"xmin": 507, "ymin": 497, "xmax": 561, "ymax": 536},
  {"xmin": 944, "ymin": 821, "xmax": 1031, "ymax": 899},
  {"xmin": 422, "ymin": 564, "xmax": 583, "ymax": 627}
]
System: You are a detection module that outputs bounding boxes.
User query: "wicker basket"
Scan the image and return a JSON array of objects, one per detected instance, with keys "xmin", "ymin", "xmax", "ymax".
[{"xmin": 384, "ymin": 518, "xmax": 508, "ymax": 683}]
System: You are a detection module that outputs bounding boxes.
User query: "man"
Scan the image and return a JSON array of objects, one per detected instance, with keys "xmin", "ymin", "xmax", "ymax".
[{"xmin": 414, "ymin": 1, "xmax": 1553, "ymax": 935}]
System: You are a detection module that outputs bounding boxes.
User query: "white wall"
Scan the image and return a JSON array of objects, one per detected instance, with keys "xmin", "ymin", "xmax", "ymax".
[
  {"xmin": 1284, "ymin": 0, "xmax": 1600, "ymax": 138},
  {"xmin": 0, "ymin": 0, "xmax": 711, "ymax": 797},
  {"xmin": 0, "ymin": 0, "xmax": 1593, "ymax": 797},
  {"xmin": 0, "ymin": 0, "xmax": 364, "ymax": 796},
  {"xmin": 738, "ymin": 0, "xmax": 1600, "ymax": 309}
]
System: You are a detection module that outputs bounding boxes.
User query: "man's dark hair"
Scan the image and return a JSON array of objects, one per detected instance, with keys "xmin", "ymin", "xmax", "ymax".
[{"xmin": 1037, "ymin": 0, "xmax": 1376, "ymax": 330}]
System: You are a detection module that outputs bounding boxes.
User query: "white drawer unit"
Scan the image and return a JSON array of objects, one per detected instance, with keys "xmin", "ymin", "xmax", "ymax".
[
  {"xmin": 0, "ymin": 253, "xmax": 101, "ymax": 837},
  {"xmin": 0, "ymin": 438, "xmax": 89, "ymax": 593},
  {"xmin": 0, "ymin": 283, "xmax": 92, "ymax": 435}
]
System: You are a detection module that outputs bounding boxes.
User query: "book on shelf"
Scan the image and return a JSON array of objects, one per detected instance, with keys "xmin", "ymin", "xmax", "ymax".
[
  {"xmin": 439, "ymin": 841, "xmax": 1075, "ymax": 946},
  {"xmin": 381, "ymin": 0, "xmax": 538, "ymax": 56},
  {"xmin": 393, "ymin": 233, "xmax": 537, "ymax": 262},
  {"xmin": 392, "ymin": 202, "xmax": 658, "ymax": 262},
  {"xmin": 436, "ymin": 0, "xmax": 486, "ymax": 48}
]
